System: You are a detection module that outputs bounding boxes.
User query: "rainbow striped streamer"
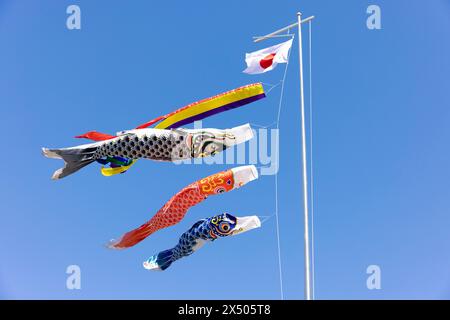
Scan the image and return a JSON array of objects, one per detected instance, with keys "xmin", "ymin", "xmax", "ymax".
[{"xmin": 137, "ymin": 83, "xmax": 266, "ymax": 129}]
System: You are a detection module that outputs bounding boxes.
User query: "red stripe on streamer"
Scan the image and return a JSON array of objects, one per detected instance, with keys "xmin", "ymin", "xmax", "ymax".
[{"xmin": 135, "ymin": 115, "xmax": 166, "ymax": 129}]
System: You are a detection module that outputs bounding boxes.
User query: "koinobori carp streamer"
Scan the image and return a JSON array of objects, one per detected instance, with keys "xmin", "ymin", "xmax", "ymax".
[
  {"xmin": 143, "ymin": 213, "xmax": 261, "ymax": 271},
  {"xmin": 108, "ymin": 165, "xmax": 259, "ymax": 249},
  {"xmin": 68, "ymin": 83, "xmax": 266, "ymax": 177},
  {"xmin": 42, "ymin": 124, "xmax": 253, "ymax": 180}
]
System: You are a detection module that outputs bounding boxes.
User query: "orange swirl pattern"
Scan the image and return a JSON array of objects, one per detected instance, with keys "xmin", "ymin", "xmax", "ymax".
[{"xmin": 198, "ymin": 170, "xmax": 234, "ymax": 195}]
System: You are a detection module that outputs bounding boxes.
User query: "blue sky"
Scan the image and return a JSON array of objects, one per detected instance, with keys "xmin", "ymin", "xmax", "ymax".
[{"xmin": 1, "ymin": 0, "xmax": 450, "ymax": 299}]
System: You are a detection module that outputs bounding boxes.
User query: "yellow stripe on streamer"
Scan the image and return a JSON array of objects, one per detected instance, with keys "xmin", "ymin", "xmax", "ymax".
[
  {"xmin": 101, "ymin": 83, "xmax": 265, "ymax": 176},
  {"xmin": 154, "ymin": 83, "xmax": 265, "ymax": 129}
]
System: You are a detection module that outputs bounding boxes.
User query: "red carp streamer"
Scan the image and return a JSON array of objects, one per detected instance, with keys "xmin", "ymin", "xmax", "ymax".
[{"xmin": 108, "ymin": 165, "xmax": 258, "ymax": 249}]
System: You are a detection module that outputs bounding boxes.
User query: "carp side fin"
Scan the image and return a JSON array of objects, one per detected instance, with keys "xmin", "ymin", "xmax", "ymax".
[
  {"xmin": 75, "ymin": 131, "xmax": 116, "ymax": 141},
  {"xmin": 100, "ymin": 160, "xmax": 137, "ymax": 176}
]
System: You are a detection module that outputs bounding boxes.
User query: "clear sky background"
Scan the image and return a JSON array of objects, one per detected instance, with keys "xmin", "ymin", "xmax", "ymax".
[{"xmin": 1, "ymin": 0, "xmax": 450, "ymax": 299}]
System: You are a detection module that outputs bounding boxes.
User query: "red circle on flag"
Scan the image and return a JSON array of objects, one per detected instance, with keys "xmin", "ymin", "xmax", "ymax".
[{"xmin": 260, "ymin": 53, "xmax": 276, "ymax": 69}]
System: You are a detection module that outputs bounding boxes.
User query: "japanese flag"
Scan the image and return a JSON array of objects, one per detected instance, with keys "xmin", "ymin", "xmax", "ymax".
[{"xmin": 243, "ymin": 39, "xmax": 293, "ymax": 74}]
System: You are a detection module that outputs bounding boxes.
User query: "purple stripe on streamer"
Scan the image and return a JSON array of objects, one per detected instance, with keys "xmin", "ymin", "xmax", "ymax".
[{"xmin": 168, "ymin": 93, "xmax": 266, "ymax": 129}]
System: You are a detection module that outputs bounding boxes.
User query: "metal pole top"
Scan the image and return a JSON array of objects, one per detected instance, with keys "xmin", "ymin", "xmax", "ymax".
[{"xmin": 253, "ymin": 15, "xmax": 315, "ymax": 43}]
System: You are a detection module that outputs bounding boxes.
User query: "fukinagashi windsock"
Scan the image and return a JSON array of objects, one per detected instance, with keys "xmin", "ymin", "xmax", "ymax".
[
  {"xmin": 108, "ymin": 165, "xmax": 259, "ymax": 249},
  {"xmin": 42, "ymin": 124, "xmax": 253, "ymax": 180},
  {"xmin": 143, "ymin": 212, "xmax": 261, "ymax": 271}
]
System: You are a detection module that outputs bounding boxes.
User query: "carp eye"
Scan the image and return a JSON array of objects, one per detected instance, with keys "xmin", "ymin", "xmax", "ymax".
[
  {"xmin": 219, "ymin": 222, "xmax": 231, "ymax": 233},
  {"xmin": 215, "ymin": 187, "xmax": 226, "ymax": 194}
]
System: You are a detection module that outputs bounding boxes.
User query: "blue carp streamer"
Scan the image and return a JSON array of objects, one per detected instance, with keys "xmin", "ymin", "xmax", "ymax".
[{"xmin": 143, "ymin": 213, "xmax": 261, "ymax": 271}]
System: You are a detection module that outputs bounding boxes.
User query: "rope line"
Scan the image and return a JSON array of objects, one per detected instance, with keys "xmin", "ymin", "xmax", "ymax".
[
  {"xmin": 258, "ymin": 214, "xmax": 275, "ymax": 224},
  {"xmin": 273, "ymin": 32, "xmax": 293, "ymax": 300},
  {"xmin": 249, "ymin": 121, "xmax": 277, "ymax": 129},
  {"xmin": 248, "ymin": 29, "xmax": 316, "ymax": 300},
  {"xmin": 264, "ymin": 81, "xmax": 283, "ymax": 94}
]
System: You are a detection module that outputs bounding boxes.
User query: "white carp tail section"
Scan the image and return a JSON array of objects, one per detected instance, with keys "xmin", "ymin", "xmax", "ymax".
[
  {"xmin": 225, "ymin": 123, "xmax": 254, "ymax": 145},
  {"xmin": 143, "ymin": 248, "xmax": 175, "ymax": 271},
  {"xmin": 231, "ymin": 165, "xmax": 259, "ymax": 189},
  {"xmin": 232, "ymin": 215, "xmax": 262, "ymax": 236},
  {"xmin": 42, "ymin": 143, "xmax": 99, "ymax": 180},
  {"xmin": 143, "ymin": 257, "xmax": 162, "ymax": 271}
]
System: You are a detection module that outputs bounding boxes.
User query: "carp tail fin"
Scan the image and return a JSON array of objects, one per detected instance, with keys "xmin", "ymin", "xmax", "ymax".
[
  {"xmin": 42, "ymin": 145, "xmax": 99, "ymax": 180},
  {"xmin": 143, "ymin": 249, "xmax": 175, "ymax": 271}
]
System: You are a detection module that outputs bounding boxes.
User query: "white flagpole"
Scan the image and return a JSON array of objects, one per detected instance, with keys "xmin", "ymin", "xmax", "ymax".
[
  {"xmin": 253, "ymin": 12, "xmax": 314, "ymax": 300},
  {"xmin": 296, "ymin": 11, "xmax": 312, "ymax": 301}
]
